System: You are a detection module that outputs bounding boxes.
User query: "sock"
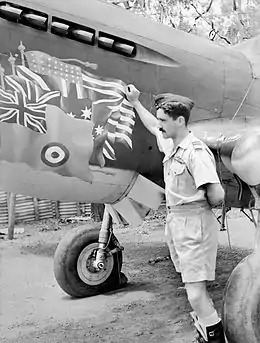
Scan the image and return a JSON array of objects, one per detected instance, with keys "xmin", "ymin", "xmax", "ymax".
[{"xmin": 199, "ymin": 310, "xmax": 221, "ymax": 336}]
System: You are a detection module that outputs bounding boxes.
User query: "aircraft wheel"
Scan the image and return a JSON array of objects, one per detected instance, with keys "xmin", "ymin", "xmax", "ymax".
[
  {"xmin": 54, "ymin": 226, "xmax": 125, "ymax": 298},
  {"xmin": 222, "ymin": 251, "xmax": 260, "ymax": 343}
]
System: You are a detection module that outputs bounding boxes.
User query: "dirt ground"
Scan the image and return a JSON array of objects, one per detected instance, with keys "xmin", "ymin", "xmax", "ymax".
[{"xmin": 0, "ymin": 207, "xmax": 254, "ymax": 343}]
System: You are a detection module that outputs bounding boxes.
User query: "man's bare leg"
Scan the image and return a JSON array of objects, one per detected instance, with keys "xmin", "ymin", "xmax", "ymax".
[{"xmin": 185, "ymin": 281, "xmax": 226, "ymax": 342}]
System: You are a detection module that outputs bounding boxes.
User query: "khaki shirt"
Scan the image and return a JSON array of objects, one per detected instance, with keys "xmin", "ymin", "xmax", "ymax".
[{"xmin": 156, "ymin": 130, "xmax": 220, "ymax": 207}]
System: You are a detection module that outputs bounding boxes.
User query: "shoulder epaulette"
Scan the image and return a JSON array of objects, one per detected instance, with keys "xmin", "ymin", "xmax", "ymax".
[{"xmin": 191, "ymin": 140, "xmax": 205, "ymax": 150}]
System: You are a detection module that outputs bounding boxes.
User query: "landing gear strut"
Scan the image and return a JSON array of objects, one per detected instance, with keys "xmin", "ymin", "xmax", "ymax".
[
  {"xmin": 222, "ymin": 185, "xmax": 260, "ymax": 343},
  {"xmin": 54, "ymin": 205, "xmax": 127, "ymax": 298}
]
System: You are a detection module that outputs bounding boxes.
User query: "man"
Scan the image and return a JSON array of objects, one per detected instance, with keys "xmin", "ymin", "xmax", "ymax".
[{"xmin": 125, "ymin": 84, "xmax": 226, "ymax": 343}]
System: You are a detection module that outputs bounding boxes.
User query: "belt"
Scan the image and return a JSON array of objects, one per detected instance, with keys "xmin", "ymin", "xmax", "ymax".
[{"xmin": 167, "ymin": 202, "xmax": 210, "ymax": 213}]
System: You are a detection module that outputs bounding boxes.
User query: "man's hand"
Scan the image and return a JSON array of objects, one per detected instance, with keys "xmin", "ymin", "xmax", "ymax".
[
  {"xmin": 125, "ymin": 84, "xmax": 140, "ymax": 106},
  {"xmin": 124, "ymin": 84, "xmax": 159, "ymax": 137}
]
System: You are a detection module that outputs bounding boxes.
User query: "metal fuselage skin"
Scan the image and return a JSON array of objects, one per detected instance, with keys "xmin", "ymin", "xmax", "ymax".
[{"xmin": 0, "ymin": 0, "xmax": 258, "ymax": 207}]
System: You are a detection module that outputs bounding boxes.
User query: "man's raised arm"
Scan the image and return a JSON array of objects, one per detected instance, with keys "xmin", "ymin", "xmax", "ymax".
[{"xmin": 125, "ymin": 84, "xmax": 158, "ymax": 136}]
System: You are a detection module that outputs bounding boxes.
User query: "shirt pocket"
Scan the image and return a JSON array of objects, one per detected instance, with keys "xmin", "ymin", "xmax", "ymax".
[
  {"xmin": 171, "ymin": 161, "xmax": 186, "ymax": 176},
  {"xmin": 170, "ymin": 159, "xmax": 189, "ymax": 194}
]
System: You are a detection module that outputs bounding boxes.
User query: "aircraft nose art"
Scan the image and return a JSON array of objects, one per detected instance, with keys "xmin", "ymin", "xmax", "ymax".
[{"xmin": 0, "ymin": 44, "xmax": 138, "ymax": 203}]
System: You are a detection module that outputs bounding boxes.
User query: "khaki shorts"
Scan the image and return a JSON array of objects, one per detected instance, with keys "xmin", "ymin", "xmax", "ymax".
[{"xmin": 165, "ymin": 205, "xmax": 218, "ymax": 283}]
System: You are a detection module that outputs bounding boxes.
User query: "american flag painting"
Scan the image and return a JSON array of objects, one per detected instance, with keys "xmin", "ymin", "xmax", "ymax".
[
  {"xmin": 0, "ymin": 75, "xmax": 60, "ymax": 134},
  {"xmin": 22, "ymin": 50, "xmax": 136, "ymax": 165}
]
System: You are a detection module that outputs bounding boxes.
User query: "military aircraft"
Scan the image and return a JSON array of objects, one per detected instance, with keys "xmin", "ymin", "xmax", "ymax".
[{"xmin": 1, "ymin": 0, "xmax": 260, "ymax": 342}]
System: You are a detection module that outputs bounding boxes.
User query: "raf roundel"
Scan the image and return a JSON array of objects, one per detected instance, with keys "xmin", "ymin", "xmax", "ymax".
[{"xmin": 41, "ymin": 143, "xmax": 70, "ymax": 167}]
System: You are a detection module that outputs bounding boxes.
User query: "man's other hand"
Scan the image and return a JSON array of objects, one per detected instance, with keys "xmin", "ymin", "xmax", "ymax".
[{"xmin": 125, "ymin": 84, "xmax": 140, "ymax": 106}]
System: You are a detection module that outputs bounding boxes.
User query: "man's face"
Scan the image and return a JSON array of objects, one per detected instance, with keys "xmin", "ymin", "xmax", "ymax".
[{"xmin": 156, "ymin": 108, "xmax": 183, "ymax": 139}]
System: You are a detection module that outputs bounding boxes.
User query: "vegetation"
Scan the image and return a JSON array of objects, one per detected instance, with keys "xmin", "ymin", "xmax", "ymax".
[{"xmin": 107, "ymin": 0, "xmax": 260, "ymax": 45}]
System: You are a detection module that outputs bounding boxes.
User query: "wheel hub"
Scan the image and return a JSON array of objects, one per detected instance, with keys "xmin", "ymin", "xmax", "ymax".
[{"xmin": 77, "ymin": 242, "xmax": 114, "ymax": 286}]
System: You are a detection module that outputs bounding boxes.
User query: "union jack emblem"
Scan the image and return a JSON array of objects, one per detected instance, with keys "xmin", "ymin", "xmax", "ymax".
[{"xmin": 0, "ymin": 75, "xmax": 60, "ymax": 134}]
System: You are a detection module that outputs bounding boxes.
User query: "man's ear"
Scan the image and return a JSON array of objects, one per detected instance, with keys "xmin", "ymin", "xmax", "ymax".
[{"xmin": 178, "ymin": 116, "xmax": 185, "ymax": 125}]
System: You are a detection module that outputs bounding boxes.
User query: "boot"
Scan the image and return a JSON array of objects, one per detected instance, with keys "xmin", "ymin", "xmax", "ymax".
[
  {"xmin": 190, "ymin": 312, "xmax": 226, "ymax": 343},
  {"xmin": 206, "ymin": 321, "xmax": 226, "ymax": 343}
]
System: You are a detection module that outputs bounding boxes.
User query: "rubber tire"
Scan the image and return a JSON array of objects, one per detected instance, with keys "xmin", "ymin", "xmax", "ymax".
[
  {"xmin": 54, "ymin": 226, "xmax": 123, "ymax": 298},
  {"xmin": 222, "ymin": 250, "xmax": 260, "ymax": 343}
]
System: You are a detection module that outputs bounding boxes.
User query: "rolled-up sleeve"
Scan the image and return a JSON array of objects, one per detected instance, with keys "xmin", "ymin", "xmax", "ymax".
[{"xmin": 188, "ymin": 148, "xmax": 220, "ymax": 189}]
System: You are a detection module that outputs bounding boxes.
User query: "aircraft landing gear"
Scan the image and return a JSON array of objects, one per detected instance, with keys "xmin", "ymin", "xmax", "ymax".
[
  {"xmin": 222, "ymin": 185, "xmax": 260, "ymax": 343},
  {"xmin": 53, "ymin": 205, "xmax": 126, "ymax": 298}
]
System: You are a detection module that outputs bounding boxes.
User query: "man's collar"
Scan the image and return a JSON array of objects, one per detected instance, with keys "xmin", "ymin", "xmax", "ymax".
[
  {"xmin": 163, "ymin": 131, "xmax": 192, "ymax": 162},
  {"xmin": 177, "ymin": 131, "xmax": 192, "ymax": 150}
]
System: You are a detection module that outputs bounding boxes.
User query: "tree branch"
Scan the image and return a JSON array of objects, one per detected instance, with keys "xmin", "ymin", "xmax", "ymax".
[
  {"xmin": 205, "ymin": 0, "xmax": 214, "ymax": 13},
  {"xmin": 168, "ymin": 16, "xmax": 176, "ymax": 28},
  {"xmin": 233, "ymin": 0, "xmax": 246, "ymax": 38},
  {"xmin": 191, "ymin": 2, "xmax": 231, "ymax": 44},
  {"xmin": 209, "ymin": 22, "xmax": 231, "ymax": 44},
  {"xmin": 219, "ymin": 35, "xmax": 232, "ymax": 44},
  {"xmin": 192, "ymin": 0, "xmax": 214, "ymax": 18},
  {"xmin": 111, "ymin": 0, "xmax": 131, "ymax": 9},
  {"xmin": 158, "ymin": 0, "xmax": 176, "ymax": 28}
]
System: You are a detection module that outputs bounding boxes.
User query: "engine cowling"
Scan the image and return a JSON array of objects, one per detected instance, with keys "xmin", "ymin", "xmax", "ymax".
[
  {"xmin": 190, "ymin": 120, "xmax": 260, "ymax": 187},
  {"xmin": 0, "ymin": 160, "xmax": 164, "ymax": 225},
  {"xmin": 230, "ymin": 130, "xmax": 260, "ymax": 186}
]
